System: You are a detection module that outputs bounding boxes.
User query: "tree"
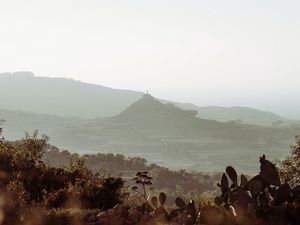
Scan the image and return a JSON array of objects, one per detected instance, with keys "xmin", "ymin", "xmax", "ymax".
[
  {"xmin": 0, "ymin": 119, "xmax": 5, "ymax": 141},
  {"xmin": 132, "ymin": 171, "xmax": 153, "ymax": 213},
  {"xmin": 280, "ymin": 136, "xmax": 300, "ymax": 187}
]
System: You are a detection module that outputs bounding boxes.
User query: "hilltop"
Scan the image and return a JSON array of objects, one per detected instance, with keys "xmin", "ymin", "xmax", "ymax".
[
  {"xmin": 2, "ymin": 94, "xmax": 297, "ymax": 173},
  {"xmin": 113, "ymin": 94, "xmax": 199, "ymax": 130},
  {"xmin": 0, "ymin": 72, "xmax": 292, "ymax": 126}
]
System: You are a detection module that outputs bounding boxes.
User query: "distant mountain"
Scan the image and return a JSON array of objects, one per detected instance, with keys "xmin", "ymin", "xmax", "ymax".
[
  {"xmin": 0, "ymin": 95, "xmax": 299, "ymax": 174},
  {"xmin": 113, "ymin": 94, "xmax": 200, "ymax": 131},
  {"xmin": 0, "ymin": 72, "xmax": 299, "ymax": 173},
  {"xmin": 0, "ymin": 71, "xmax": 293, "ymax": 126},
  {"xmin": 0, "ymin": 71, "xmax": 143, "ymax": 118},
  {"xmin": 197, "ymin": 106, "xmax": 285, "ymax": 126},
  {"xmin": 107, "ymin": 95, "xmax": 295, "ymax": 140},
  {"xmin": 173, "ymin": 103, "xmax": 287, "ymax": 126},
  {"xmin": 66, "ymin": 95, "xmax": 298, "ymax": 174},
  {"xmin": 0, "ymin": 108, "xmax": 85, "ymax": 142}
]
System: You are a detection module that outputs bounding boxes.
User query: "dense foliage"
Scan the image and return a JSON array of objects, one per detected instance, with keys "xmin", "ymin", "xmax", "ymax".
[
  {"xmin": 123, "ymin": 153, "xmax": 300, "ymax": 225},
  {"xmin": 0, "ymin": 130, "xmax": 126, "ymax": 224},
  {"xmin": 280, "ymin": 136, "xmax": 300, "ymax": 187},
  {"xmin": 43, "ymin": 147, "xmax": 220, "ymax": 194},
  {"xmin": 0, "ymin": 125, "xmax": 299, "ymax": 225}
]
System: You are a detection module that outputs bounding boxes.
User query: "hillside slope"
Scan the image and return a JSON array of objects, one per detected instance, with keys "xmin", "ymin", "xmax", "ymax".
[
  {"xmin": 0, "ymin": 72, "xmax": 143, "ymax": 118},
  {"xmin": 0, "ymin": 95, "xmax": 298, "ymax": 173},
  {"xmin": 0, "ymin": 72, "xmax": 291, "ymax": 126},
  {"xmin": 174, "ymin": 103, "xmax": 287, "ymax": 126},
  {"xmin": 66, "ymin": 95, "xmax": 298, "ymax": 173}
]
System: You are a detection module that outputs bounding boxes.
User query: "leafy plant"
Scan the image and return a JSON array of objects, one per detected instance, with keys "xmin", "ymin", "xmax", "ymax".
[
  {"xmin": 280, "ymin": 136, "xmax": 300, "ymax": 187},
  {"xmin": 132, "ymin": 171, "xmax": 153, "ymax": 213},
  {"xmin": 214, "ymin": 155, "xmax": 300, "ymax": 225}
]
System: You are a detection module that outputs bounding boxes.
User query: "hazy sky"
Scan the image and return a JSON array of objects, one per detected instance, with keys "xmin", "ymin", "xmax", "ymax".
[{"xmin": 0, "ymin": 0, "xmax": 300, "ymax": 118}]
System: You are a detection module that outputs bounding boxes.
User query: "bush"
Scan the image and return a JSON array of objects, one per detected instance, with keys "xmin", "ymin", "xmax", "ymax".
[
  {"xmin": 280, "ymin": 136, "xmax": 300, "ymax": 187},
  {"xmin": 0, "ymin": 131, "xmax": 126, "ymax": 217}
]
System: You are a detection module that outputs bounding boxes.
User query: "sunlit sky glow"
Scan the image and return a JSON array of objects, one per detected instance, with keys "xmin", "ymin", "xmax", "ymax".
[{"xmin": 0, "ymin": 0, "xmax": 299, "ymax": 118}]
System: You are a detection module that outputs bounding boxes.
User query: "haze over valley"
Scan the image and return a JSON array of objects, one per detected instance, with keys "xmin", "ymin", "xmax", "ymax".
[
  {"xmin": 1, "ymin": 2, "xmax": 300, "ymax": 224},
  {"xmin": 1, "ymin": 72, "xmax": 299, "ymax": 174}
]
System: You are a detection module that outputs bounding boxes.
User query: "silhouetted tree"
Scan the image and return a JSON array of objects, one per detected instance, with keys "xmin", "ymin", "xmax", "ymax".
[{"xmin": 280, "ymin": 136, "xmax": 300, "ymax": 187}]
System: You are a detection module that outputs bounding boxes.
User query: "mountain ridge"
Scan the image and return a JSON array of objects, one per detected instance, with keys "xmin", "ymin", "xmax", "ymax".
[
  {"xmin": 175, "ymin": 104, "xmax": 286, "ymax": 126},
  {"xmin": 0, "ymin": 71, "xmax": 143, "ymax": 118},
  {"xmin": 0, "ymin": 93, "xmax": 298, "ymax": 174},
  {"xmin": 0, "ymin": 71, "xmax": 291, "ymax": 126}
]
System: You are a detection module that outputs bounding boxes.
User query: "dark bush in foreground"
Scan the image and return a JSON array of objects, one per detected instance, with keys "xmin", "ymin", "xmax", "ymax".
[
  {"xmin": 0, "ymin": 131, "xmax": 126, "ymax": 224},
  {"xmin": 126, "ymin": 154, "xmax": 299, "ymax": 225}
]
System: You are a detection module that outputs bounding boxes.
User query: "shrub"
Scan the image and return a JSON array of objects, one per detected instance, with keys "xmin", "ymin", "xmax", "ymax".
[{"xmin": 280, "ymin": 136, "xmax": 300, "ymax": 187}]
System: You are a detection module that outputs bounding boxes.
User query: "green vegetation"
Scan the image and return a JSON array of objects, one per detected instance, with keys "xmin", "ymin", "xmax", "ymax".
[
  {"xmin": 280, "ymin": 136, "xmax": 300, "ymax": 187},
  {"xmin": 0, "ymin": 129, "xmax": 126, "ymax": 224},
  {"xmin": 132, "ymin": 171, "xmax": 154, "ymax": 213},
  {"xmin": 0, "ymin": 124, "xmax": 299, "ymax": 224},
  {"xmin": 43, "ymin": 146, "xmax": 220, "ymax": 194},
  {"xmin": 126, "ymin": 151, "xmax": 300, "ymax": 225}
]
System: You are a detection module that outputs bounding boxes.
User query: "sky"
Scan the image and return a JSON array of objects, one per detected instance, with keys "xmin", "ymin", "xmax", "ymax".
[{"xmin": 0, "ymin": 0, "xmax": 300, "ymax": 119}]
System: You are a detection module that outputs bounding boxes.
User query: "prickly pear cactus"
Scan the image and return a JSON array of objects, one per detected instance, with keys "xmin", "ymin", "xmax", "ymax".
[
  {"xmin": 226, "ymin": 166, "xmax": 238, "ymax": 186},
  {"xmin": 260, "ymin": 155, "xmax": 281, "ymax": 186}
]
